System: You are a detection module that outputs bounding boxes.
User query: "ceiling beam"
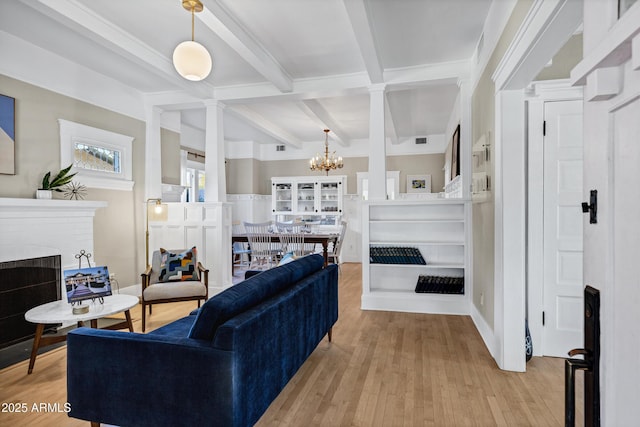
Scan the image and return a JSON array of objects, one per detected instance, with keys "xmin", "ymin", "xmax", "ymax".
[
  {"xmin": 296, "ymin": 100, "xmax": 350, "ymax": 147},
  {"xmin": 226, "ymin": 105, "xmax": 301, "ymax": 148},
  {"xmin": 384, "ymin": 60, "xmax": 470, "ymax": 87},
  {"xmin": 342, "ymin": 0, "xmax": 384, "ymax": 84},
  {"xmin": 199, "ymin": 1, "xmax": 293, "ymax": 92},
  {"xmin": 215, "ymin": 62, "xmax": 465, "ymax": 103},
  {"xmin": 29, "ymin": 0, "xmax": 214, "ymax": 99}
]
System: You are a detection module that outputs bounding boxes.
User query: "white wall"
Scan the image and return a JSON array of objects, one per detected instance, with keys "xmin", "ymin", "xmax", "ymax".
[{"xmin": 578, "ymin": 1, "xmax": 640, "ymax": 424}]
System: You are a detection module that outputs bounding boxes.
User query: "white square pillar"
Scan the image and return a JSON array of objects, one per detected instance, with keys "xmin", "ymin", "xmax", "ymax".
[
  {"xmin": 204, "ymin": 100, "xmax": 227, "ymax": 203},
  {"xmin": 368, "ymin": 84, "xmax": 387, "ymax": 201}
]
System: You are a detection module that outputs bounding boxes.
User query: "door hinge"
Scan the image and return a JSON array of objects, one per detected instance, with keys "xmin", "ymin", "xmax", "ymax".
[
  {"xmin": 542, "ymin": 311, "xmax": 545, "ymax": 326},
  {"xmin": 543, "ymin": 120, "xmax": 546, "ymax": 136}
]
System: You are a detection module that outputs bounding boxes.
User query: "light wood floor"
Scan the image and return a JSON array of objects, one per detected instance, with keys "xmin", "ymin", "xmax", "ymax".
[{"xmin": 0, "ymin": 263, "xmax": 580, "ymax": 426}]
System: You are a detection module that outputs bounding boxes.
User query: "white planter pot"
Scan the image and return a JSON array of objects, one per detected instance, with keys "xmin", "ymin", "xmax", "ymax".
[{"xmin": 36, "ymin": 189, "xmax": 53, "ymax": 199}]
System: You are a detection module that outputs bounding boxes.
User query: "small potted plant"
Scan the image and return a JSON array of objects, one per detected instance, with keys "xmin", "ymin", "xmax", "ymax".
[{"xmin": 37, "ymin": 164, "xmax": 77, "ymax": 199}]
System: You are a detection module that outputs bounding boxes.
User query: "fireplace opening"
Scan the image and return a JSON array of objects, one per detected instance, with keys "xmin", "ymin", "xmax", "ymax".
[{"xmin": 0, "ymin": 255, "xmax": 61, "ymax": 349}]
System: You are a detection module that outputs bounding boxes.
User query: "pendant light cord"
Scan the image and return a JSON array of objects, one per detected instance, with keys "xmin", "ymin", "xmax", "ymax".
[{"xmin": 191, "ymin": 6, "xmax": 195, "ymax": 41}]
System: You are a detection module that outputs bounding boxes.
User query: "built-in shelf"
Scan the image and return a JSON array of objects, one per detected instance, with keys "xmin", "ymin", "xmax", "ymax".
[{"xmin": 362, "ymin": 199, "xmax": 470, "ymax": 314}]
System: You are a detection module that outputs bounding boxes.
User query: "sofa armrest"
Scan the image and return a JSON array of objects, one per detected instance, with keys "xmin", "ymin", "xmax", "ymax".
[{"xmin": 67, "ymin": 328, "xmax": 234, "ymax": 427}]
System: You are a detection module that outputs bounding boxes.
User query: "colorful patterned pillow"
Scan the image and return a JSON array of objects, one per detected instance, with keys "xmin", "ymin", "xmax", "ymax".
[{"xmin": 158, "ymin": 247, "xmax": 199, "ymax": 282}]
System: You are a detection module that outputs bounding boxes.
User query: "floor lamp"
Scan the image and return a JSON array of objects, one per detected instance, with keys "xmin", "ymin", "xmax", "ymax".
[{"xmin": 145, "ymin": 198, "xmax": 168, "ymax": 267}]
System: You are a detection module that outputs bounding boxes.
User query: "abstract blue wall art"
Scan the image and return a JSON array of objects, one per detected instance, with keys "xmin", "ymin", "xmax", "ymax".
[{"xmin": 0, "ymin": 94, "xmax": 15, "ymax": 175}]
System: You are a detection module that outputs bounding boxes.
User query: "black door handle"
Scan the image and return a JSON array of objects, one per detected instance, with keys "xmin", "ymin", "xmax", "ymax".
[{"xmin": 581, "ymin": 190, "xmax": 597, "ymax": 224}]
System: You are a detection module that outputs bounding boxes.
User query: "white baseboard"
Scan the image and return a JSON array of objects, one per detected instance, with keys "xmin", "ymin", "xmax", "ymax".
[
  {"xmin": 116, "ymin": 284, "xmax": 140, "ymax": 297},
  {"xmin": 470, "ymin": 302, "xmax": 497, "ymax": 361},
  {"xmin": 361, "ymin": 292, "xmax": 470, "ymax": 315}
]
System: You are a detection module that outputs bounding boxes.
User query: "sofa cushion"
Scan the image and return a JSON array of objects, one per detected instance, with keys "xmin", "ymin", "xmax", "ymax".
[
  {"xmin": 148, "ymin": 315, "xmax": 197, "ymax": 337},
  {"xmin": 188, "ymin": 254, "xmax": 324, "ymax": 341},
  {"xmin": 143, "ymin": 281, "xmax": 207, "ymax": 301}
]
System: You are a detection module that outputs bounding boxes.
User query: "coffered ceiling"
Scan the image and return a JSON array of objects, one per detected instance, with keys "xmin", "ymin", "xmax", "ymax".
[{"xmin": 0, "ymin": 0, "xmax": 493, "ymax": 153}]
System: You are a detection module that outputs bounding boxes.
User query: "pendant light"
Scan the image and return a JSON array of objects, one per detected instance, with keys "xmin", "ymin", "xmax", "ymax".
[{"xmin": 173, "ymin": 0, "xmax": 212, "ymax": 81}]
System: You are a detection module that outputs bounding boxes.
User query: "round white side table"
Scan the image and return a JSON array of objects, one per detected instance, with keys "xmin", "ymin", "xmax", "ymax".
[{"xmin": 24, "ymin": 294, "xmax": 138, "ymax": 374}]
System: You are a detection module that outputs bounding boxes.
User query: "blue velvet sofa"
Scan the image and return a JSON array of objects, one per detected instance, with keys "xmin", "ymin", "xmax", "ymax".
[{"xmin": 66, "ymin": 254, "xmax": 338, "ymax": 427}]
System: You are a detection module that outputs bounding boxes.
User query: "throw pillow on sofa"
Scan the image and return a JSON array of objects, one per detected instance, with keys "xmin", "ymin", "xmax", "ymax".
[
  {"xmin": 278, "ymin": 251, "xmax": 296, "ymax": 266},
  {"xmin": 158, "ymin": 247, "xmax": 199, "ymax": 282}
]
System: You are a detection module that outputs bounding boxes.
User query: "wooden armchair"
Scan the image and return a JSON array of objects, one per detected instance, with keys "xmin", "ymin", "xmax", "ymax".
[{"xmin": 141, "ymin": 247, "xmax": 208, "ymax": 332}]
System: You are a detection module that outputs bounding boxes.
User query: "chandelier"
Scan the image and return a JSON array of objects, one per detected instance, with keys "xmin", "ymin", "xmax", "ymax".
[
  {"xmin": 309, "ymin": 129, "xmax": 344, "ymax": 175},
  {"xmin": 172, "ymin": 0, "xmax": 212, "ymax": 81}
]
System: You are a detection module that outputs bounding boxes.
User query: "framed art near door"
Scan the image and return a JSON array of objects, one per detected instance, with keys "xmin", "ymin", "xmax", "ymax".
[
  {"xmin": 0, "ymin": 95, "xmax": 16, "ymax": 175},
  {"xmin": 450, "ymin": 124, "xmax": 460, "ymax": 181},
  {"xmin": 407, "ymin": 174, "xmax": 431, "ymax": 193},
  {"xmin": 0, "ymin": 94, "xmax": 15, "ymax": 175}
]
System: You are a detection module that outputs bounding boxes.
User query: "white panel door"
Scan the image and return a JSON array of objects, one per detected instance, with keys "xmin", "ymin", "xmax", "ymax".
[{"xmin": 542, "ymin": 100, "xmax": 584, "ymax": 357}]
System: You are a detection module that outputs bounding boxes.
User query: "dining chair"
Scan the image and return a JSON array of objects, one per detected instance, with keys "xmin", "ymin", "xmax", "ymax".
[
  {"xmin": 276, "ymin": 222, "xmax": 307, "ymax": 257},
  {"xmin": 328, "ymin": 221, "xmax": 347, "ymax": 271},
  {"xmin": 243, "ymin": 221, "xmax": 279, "ymax": 270},
  {"xmin": 232, "ymin": 223, "xmax": 251, "ymax": 268}
]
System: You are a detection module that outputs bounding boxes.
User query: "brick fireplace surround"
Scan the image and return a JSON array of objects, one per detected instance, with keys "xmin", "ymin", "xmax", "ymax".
[{"xmin": 0, "ymin": 198, "xmax": 106, "ymax": 346}]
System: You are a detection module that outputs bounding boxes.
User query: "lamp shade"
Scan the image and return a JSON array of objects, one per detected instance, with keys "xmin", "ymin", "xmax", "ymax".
[{"xmin": 172, "ymin": 40, "xmax": 212, "ymax": 81}]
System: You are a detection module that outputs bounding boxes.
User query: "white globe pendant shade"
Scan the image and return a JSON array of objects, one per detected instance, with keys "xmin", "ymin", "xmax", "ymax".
[{"xmin": 172, "ymin": 40, "xmax": 212, "ymax": 81}]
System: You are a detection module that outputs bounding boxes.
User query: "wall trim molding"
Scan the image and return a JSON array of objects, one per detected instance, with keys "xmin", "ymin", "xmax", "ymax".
[{"xmin": 493, "ymin": 0, "xmax": 583, "ymax": 91}]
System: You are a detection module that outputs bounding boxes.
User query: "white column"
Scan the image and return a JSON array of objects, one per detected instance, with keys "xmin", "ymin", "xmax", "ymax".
[
  {"xmin": 180, "ymin": 150, "xmax": 188, "ymax": 202},
  {"xmin": 458, "ymin": 78, "xmax": 472, "ymax": 199},
  {"xmin": 494, "ymin": 89, "xmax": 527, "ymax": 372},
  {"xmin": 202, "ymin": 99, "xmax": 232, "ymax": 289},
  {"xmin": 368, "ymin": 84, "xmax": 387, "ymax": 201},
  {"xmin": 204, "ymin": 100, "xmax": 227, "ymax": 203},
  {"xmin": 144, "ymin": 105, "xmax": 163, "ymax": 199}
]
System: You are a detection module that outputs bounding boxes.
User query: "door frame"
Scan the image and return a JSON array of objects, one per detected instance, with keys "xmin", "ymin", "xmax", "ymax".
[
  {"xmin": 526, "ymin": 80, "xmax": 583, "ymax": 356},
  {"xmin": 490, "ymin": 0, "xmax": 582, "ymax": 371}
]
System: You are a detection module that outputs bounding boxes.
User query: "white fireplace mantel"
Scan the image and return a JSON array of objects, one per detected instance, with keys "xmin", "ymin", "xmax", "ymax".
[
  {"xmin": 0, "ymin": 198, "xmax": 107, "ymax": 269},
  {"xmin": 0, "ymin": 197, "xmax": 107, "ymax": 217}
]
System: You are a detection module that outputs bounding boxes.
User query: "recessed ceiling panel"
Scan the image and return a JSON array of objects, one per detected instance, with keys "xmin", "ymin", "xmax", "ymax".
[
  {"xmin": 367, "ymin": 0, "xmax": 491, "ymax": 69},
  {"xmin": 387, "ymin": 85, "xmax": 459, "ymax": 136},
  {"xmin": 316, "ymin": 95, "xmax": 371, "ymax": 140},
  {"xmin": 75, "ymin": 0, "xmax": 266, "ymax": 86},
  {"xmin": 217, "ymin": 0, "xmax": 365, "ymax": 79}
]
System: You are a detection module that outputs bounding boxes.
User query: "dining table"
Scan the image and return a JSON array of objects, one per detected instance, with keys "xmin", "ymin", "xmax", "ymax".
[{"xmin": 232, "ymin": 232, "xmax": 338, "ymax": 269}]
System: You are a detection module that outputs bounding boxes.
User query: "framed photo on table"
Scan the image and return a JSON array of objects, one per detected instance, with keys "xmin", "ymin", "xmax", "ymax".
[{"xmin": 407, "ymin": 174, "xmax": 431, "ymax": 193}]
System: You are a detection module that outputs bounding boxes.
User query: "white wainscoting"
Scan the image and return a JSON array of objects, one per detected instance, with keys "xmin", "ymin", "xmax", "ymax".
[
  {"xmin": 228, "ymin": 194, "xmax": 272, "ymax": 225},
  {"xmin": 147, "ymin": 202, "xmax": 233, "ymax": 291}
]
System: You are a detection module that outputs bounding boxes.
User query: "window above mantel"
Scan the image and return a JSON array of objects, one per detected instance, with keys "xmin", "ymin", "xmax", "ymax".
[{"xmin": 59, "ymin": 119, "xmax": 135, "ymax": 191}]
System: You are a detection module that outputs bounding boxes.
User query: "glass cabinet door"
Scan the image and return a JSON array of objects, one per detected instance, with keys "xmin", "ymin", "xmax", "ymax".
[
  {"xmin": 272, "ymin": 182, "xmax": 292, "ymax": 213},
  {"xmin": 297, "ymin": 181, "xmax": 316, "ymax": 214},
  {"xmin": 318, "ymin": 181, "xmax": 341, "ymax": 214}
]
